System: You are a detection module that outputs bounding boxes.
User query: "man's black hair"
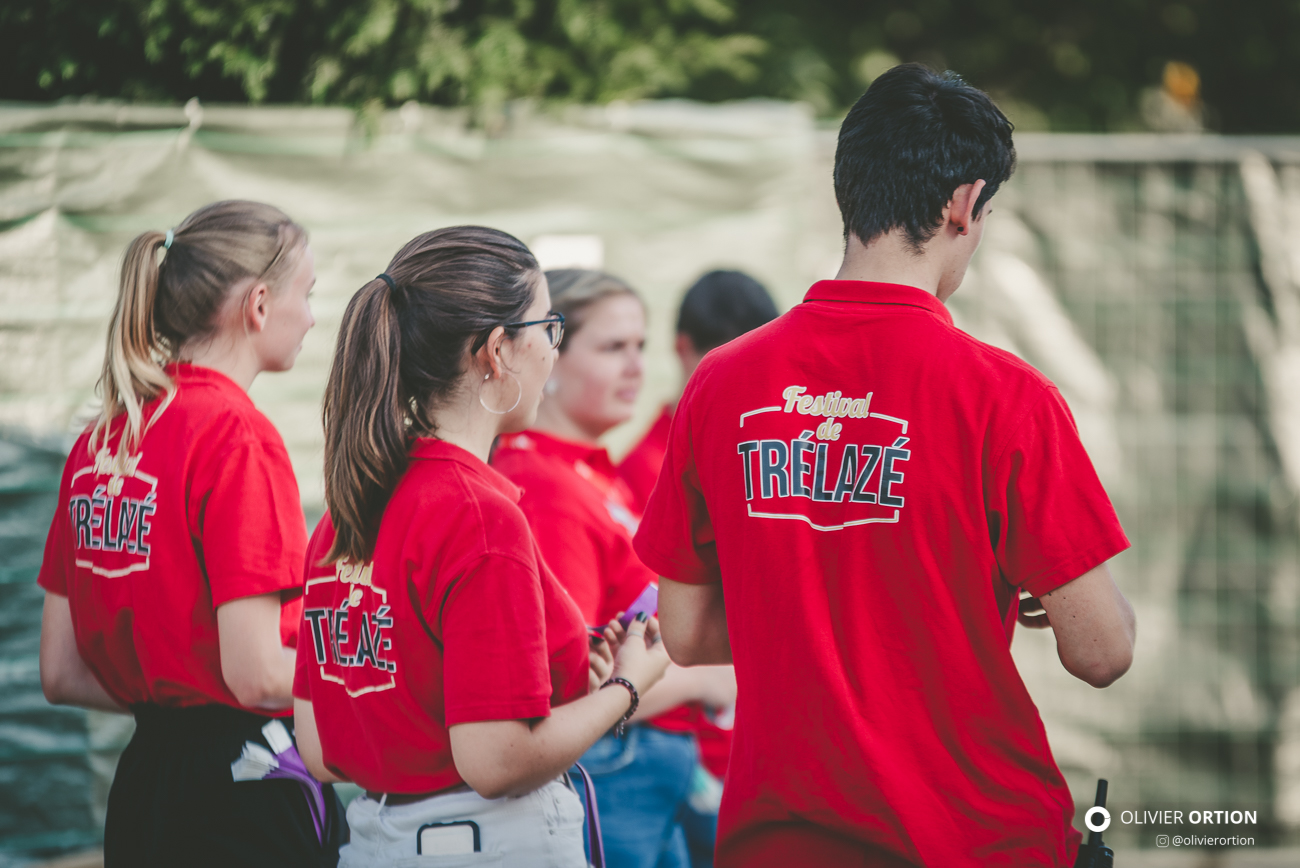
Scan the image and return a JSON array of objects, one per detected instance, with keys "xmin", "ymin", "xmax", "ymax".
[
  {"xmin": 834, "ymin": 63, "xmax": 1016, "ymax": 251},
  {"xmin": 676, "ymin": 270, "xmax": 779, "ymax": 353}
]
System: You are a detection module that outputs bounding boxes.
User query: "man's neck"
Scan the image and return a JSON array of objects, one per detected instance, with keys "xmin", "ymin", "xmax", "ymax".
[{"xmin": 833, "ymin": 231, "xmax": 945, "ymax": 297}]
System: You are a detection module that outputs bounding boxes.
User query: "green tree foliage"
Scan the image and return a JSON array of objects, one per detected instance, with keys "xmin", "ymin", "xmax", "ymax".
[
  {"xmin": 0, "ymin": 0, "xmax": 763, "ymax": 108},
  {"xmin": 722, "ymin": 0, "xmax": 1300, "ymax": 133},
  {"xmin": 3, "ymin": 0, "xmax": 1299, "ymax": 132}
]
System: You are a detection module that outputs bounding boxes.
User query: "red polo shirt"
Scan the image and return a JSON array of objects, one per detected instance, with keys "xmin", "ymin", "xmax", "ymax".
[
  {"xmin": 634, "ymin": 281, "xmax": 1130, "ymax": 868},
  {"xmin": 492, "ymin": 429, "xmax": 700, "ymax": 734},
  {"xmin": 618, "ymin": 404, "xmax": 673, "ymax": 515},
  {"xmin": 37, "ymin": 364, "xmax": 307, "ymax": 713},
  {"xmin": 293, "ymin": 438, "xmax": 589, "ymax": 793}
]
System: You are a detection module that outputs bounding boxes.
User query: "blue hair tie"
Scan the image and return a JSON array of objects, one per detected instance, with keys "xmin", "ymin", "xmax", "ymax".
[
  {"xmin": 377, "ymin": 273, "xmax": 397, "ymax": 291},
  {"xmin": 163, "ymin": 229, "xmax": 174, "ymax": 250}
]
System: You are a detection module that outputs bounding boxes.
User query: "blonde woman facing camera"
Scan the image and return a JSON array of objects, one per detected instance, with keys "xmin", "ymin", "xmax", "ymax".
[
  {"xmin": 493, "ymin": 270, "xmax": 737, "ymax": 868},
  {"xmin": 292, "ymin": 230, "xmax": 669, "ymax": 868}
]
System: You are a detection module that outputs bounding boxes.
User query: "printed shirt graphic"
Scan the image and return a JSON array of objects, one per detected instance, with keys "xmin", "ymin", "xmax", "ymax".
[
  {"xmin": 634, "ymin": 281, "xmax": 1131, "ymax": 868},
  {"xmin": 37, "ymin": 364, "xmax": 308, "ymax": 711},
  {"xmin": 293, "ymin": 439, "xmax": 589, "ymax": 794}
]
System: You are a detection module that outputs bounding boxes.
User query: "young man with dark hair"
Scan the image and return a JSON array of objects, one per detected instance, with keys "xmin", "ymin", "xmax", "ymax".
[{"xmin": 633, "ymin": 64, "xmax": 1136, "ymax": 868}]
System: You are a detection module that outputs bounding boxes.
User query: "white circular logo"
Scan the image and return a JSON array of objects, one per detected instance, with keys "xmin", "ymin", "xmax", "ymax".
[{"xmin": 1085, "ymin": 807, "xmax": 1111, "ymax": 833}]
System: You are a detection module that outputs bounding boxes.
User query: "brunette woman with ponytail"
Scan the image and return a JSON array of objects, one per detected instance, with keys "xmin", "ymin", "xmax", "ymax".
[
  {"xmin": 292, "ymin": 226, "xmax": 670, "ymax": 868},
  {"xmin": 37, "ymin": 201, "xmax": 344, "ymax": 867}
]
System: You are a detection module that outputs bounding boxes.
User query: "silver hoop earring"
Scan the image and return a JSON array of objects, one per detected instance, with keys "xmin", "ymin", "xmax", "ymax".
[{"xmin": 480, "ymin": 372, "xmax": 523, "ymax": 415}]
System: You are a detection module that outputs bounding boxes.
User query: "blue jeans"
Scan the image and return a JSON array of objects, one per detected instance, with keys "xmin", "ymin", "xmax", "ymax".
[{"xmin": 576, "ymin": 726, "xmax": 696, "ymax": 868}]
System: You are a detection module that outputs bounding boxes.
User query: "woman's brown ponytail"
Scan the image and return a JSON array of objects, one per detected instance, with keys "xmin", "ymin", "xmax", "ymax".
[
  {"xmin": 321, "ymin": 281, "xmax": 409, "ymax": 565},
  {"xmin": 321, "ymin": 226, "xmax": 540, "ymax": 564}
]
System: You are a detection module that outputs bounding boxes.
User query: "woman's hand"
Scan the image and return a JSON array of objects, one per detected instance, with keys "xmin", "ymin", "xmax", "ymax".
[
  {"xmin": 602, "ymin": 615, "xmax": 628, "ymax": 659},
  {"xmin": 450, "ymin": 614, "xmax": 669, "ymax": 799},
  {"xmin": 611, "ymin": 613, "xmax": 670, "ymax": 695},
  {"xmin": 588, "ymin": 634, "xmax": 614, "ymax": 693}
]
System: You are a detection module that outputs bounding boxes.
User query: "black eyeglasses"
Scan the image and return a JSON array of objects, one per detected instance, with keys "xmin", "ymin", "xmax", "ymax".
[{"xmin": 504, "ymin": 313, "xmax": 565, "ymax": 349}]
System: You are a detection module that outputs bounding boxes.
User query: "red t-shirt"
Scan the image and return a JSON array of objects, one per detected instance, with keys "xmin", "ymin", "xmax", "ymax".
[
  {"xmin": 633, "ymin": 281, "xmax": 1131, "ymax": 868},
  {"xmin": 493, "ymin": 430, "xmax": 700, "ymax": 734},
  {"xmin": 37, "ymin": 364, "xmax": 307, "ymax": 713},
  {"xmin": 618, "ymin": 404, "xmax": 673, "ymax": 515},
  {"xmin": 293, "ymin": 438, "xmax": 589, "ymax": 794}
]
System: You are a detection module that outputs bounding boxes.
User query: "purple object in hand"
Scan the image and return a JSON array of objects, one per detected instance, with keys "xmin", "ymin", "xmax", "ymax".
[{"xmin": 617, "ymin": 583, "xmax": 658, "ymax": 629}]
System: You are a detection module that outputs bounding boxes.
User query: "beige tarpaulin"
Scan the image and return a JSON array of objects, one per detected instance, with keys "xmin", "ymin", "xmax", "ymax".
[
  {"xmin": 0, "ymin": 99, "xmax": 843, "ymax": 503},
  {"xmin": 4, "ymin": 99, "xmax": 1300, "ymax": 858}
]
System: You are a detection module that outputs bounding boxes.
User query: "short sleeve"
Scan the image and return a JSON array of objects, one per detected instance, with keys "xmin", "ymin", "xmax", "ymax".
[
  {"xmin": 633, "ymin": 382, "xmax": 720, "ymax": 585},
  {"xmin": 987, "ymin": 386, "xmax": 1130, "ymax": 597},
  {"xmin": 524, "ymin": 502, "xmax": 649, "ymax": 625},
  {"xmin": 523, "ymin": 505, "xmax": 606, "ymax": 624},
  {"xmin": 36, "ymin": 452, "xmax": 79, "ymax": 596},
  {"xmin": 199, "ymin": 440, "xmax": 308, "ymax": 607},
  {"xmin": 439, "ymin": 553, "xmax": 554, "ymax": 725}
]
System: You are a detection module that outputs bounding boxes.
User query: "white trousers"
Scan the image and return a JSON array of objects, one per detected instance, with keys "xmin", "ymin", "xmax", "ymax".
[{"xmin": 338, "ymin": 778, "xmax": 588, "ymax": 868}]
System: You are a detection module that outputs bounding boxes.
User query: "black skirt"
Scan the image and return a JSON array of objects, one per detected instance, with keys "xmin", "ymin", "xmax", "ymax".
[{"xmin": 104, "ymin": 703, "xmax": 346, "ymax": 868}]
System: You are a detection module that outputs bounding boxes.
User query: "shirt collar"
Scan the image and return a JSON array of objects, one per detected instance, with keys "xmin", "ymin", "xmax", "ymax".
[
  {"xmin": 497, "ymin": 430, "xmax": 617, "ymax": 478},
  {"xmin": 409, "ymin": 437, "xmax": 521, "ymax": 502},
  {"xmin": 165, "ymin": 362, "xmax": 255, "ymax": 407},
  {"xmin": 802, "ymin": 280, "xmax": 953, "ymax": 326}
]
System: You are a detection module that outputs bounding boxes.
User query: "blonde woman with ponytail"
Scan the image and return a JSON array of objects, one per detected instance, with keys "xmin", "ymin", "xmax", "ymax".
[
  {"xmin": 291, "ymin": 226, "xmax": 670, "ymax": 868},
  {"xmin": 37, "ymin": 201, "xmax": 344, "ymax": 868}
]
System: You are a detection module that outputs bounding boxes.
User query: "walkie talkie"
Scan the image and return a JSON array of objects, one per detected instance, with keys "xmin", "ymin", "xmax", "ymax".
[{"xmin": 1073, "ymin": 779, "xmax": 1114, "ymax": 868}]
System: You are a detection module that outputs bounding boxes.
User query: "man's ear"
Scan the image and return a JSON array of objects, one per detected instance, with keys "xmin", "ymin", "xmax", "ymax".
[
  {"xmin": 674, "ymin": 333, "xmax": 697, "ymax": 363},
  {"xmin": 948, "ymin": 180, "xmax": 988, "ymax": 234}
]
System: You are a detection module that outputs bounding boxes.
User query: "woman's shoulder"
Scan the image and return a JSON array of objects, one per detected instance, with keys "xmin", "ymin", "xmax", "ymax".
[
  {"xmin": 397, "ymin": 449, "xmax": 539, "ymax": 560},
  {"xmin": 163, "ymin": 377, "xmax": 290, "ymax": 458}
]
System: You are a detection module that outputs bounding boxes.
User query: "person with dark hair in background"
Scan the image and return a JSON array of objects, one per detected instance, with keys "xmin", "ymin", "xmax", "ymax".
[
  {"xmin": 292, "ymin": 230, "xmax": 669, "ymax": 868},
  {"xmin": 37, "ymin": 201, "xmax": 345, "ymax": 867},
  {"xmin": 492, "ymin": 269, "xmax": 737, "ymax": 868},
  {"xmin": 634, "ymin": 64, "xmax": 1137, "ymax": 868},
  {"xmin": 619, "ymin": 270, "xmax": 779, "ymax": 516},
  {"xmin": 617, "ymin": 269, "xmax": 778, "ymax": 868}
]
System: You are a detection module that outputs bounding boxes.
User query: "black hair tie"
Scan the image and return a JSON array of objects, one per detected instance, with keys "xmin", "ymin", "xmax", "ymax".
[{"xmin": 377, "ymin": 272, "xmax": 397, "ymax": 291}]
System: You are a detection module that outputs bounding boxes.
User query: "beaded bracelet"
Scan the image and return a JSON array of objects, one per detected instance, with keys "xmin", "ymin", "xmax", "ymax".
[{"xmin": 601, "ymin": 677, "xmax": 639, "ymax": 736}]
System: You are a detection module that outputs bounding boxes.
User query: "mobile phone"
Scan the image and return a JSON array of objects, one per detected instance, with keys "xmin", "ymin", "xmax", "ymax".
[
  {"xmin": 618, "ymin": 582, "xmax": 659, "ymax": 629},
  {"xmin": 417, "ymin": 820, "xmax": 480, "ymax": 855}
]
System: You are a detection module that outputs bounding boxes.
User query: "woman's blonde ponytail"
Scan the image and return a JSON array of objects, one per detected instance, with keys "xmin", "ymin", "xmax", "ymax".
[{"xmin": 90, "ymin": 231, "xmax": 173, "ymax": 455}]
